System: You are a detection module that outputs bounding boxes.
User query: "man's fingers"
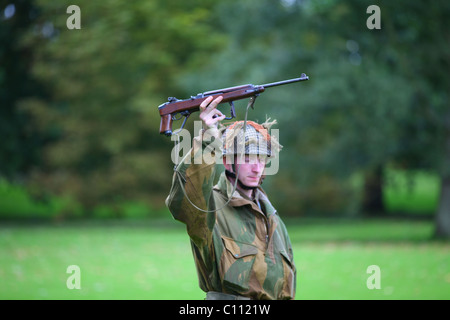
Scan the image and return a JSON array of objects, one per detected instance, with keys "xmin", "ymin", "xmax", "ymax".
[
  {"xmin": 200, "ymin": 96, "xmax": 223, "ymax": 111},
  {"xmin": 199, "ymin": 96, "xmax": 225, "ymax": 128},
  {"xmin": 212, "ymin": 110, "xmax": 226, "ymax": 119},
  {"xmin": 199, "ymin": 96, "xmax": 214, "ymax": 110},
  {"xmin": 210, "ymin": 96, "xmax": 224, "ymax": 109}
]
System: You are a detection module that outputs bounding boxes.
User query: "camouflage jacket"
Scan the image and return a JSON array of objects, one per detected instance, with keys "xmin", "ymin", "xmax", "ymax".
[{"xmin": 165, "ymin": 128, "xmax": 296, "ymax": 300}]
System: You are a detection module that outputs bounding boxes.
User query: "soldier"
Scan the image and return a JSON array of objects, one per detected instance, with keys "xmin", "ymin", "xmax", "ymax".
[{"xmin": 165, "ymin": 96, "xmax": 296, "ymax": 300}]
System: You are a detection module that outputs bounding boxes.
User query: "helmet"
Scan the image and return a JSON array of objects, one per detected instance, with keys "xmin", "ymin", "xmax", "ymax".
[{"xmin": 222, "ymin": 120, "xmax": 281, "ymax": 158}]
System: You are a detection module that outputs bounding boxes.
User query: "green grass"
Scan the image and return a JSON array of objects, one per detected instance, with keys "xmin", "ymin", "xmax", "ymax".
[
  {"xmin": 0, "ymin": 219, "xmax": 449, "ymax": 300},
  {"xmin": 290, "ymin": 219, "xmax": 449, "ymax": 299},
  {"xmin": 0, "ymin": 221, "xmax": 201, "ymax": 300}
]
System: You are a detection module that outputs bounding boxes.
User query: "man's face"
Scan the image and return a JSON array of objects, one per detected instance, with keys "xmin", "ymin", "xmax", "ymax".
[{"xmin": 224, "ymin": 155, "xmax": 267, "ymax": 187}]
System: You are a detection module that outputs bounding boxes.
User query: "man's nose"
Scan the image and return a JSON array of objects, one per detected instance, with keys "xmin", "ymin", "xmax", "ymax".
[{"xmin": 251, "ymin": 162, "xmax": 263, "ymax": 172}]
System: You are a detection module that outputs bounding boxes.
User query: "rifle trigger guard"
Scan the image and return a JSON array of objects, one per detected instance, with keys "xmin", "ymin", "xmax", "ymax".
[
  {"xmin": 172, "ymin": 110, "xmax": 191, "ymax": 121},
  {"xmin": 172, "ymin": 113, "xmax": 182, "ymax": 121},
  {"xmin": 171, "ymin": 112, "xmax": 190, "ymax": 136}
]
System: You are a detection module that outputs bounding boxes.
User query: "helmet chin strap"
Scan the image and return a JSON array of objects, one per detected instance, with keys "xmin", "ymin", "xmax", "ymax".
[{"xmin": 225, "ymin": 169, "xmax": 258, "ymax": 190}]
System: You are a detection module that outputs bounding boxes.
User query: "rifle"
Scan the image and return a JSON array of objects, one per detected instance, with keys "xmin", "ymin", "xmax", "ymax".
[{"xmin": 158, "ymin": 73, "xmax": 309, "ymax": 136}]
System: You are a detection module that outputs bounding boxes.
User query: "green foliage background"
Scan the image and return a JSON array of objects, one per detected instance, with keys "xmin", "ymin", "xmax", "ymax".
[{"xmin": 0, "ymin": 0, "xmax": 449, "ymax": 227}]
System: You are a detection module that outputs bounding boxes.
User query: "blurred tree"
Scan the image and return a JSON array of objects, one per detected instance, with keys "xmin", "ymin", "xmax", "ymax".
[
  {"xmin": 179, "ymin": 0, "xmax": 411, "ymax": 216},
  {"xmin": 284, "ymin": 0, "xmax": 450, "ymax": 235},
  {"xmin": 304, "ymin": 0, "xmax": 450, "ymax": 235},
  {"xmin": 18, "ymin": 0, "xmax": 226, "ymax": 217},
  {"xmin": 181, "ymin": 0, "xmax": 450, "ymax": 236},
  {"xmin": 0, "ymin": 0, "xmax": 50, "ymax": 180},
  {"xmin": 333, "ymin": 0, "xmax": 450, "ymax": 235},
  {"xmin": 6, "ymin": 0, "xmax": 449, "ymax": 238}
]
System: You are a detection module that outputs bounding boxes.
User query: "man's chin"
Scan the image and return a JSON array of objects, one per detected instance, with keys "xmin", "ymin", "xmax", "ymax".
[{"xmin": 244, "ymin": 179, "xmax": 260, "ymax": 187}]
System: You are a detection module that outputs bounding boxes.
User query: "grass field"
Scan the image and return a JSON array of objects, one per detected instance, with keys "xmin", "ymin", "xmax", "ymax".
[
  {"xmin": 0, "ymin": 170, "xmax": 446, "ymax": 299},
  {"xmin": 1, "ymin": 218, "xmax": 449, "ymax": 300}
]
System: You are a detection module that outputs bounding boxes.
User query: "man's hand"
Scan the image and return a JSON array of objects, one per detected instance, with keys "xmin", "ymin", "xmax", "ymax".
[{"xmin": 199, "ymin": 96, "xmax": 225, "ymax": 129}]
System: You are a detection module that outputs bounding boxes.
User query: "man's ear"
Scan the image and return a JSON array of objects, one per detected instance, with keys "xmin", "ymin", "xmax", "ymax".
[{"xmin": 223, "ymin": 156, "xmax": 232, "ymax": 172}]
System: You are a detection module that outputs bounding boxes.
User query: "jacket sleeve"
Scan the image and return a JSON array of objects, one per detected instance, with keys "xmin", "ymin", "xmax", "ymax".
[{"xmin": 165, "ymin": 127, "xmax": 222, "ymax": 247}]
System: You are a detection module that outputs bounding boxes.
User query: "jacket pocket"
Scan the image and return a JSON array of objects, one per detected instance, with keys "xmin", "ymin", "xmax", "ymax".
[
  {"xmin": 279, "ymin": 249, "xmax": 296, "ymax": 298},
  {"xmin": 220, "ymin": 236, "xmax": 258, "ymax": 292}
]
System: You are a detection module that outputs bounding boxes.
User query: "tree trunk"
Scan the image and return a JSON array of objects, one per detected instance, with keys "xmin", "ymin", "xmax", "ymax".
[
  {"xmin": 434, "ymin": 111, "xmax": 450, "ymax": 238},
  {"xmin": 434, "ymin": 176, "xmax": 450, "ymax": 238},
  {"xmin": 362, "ymin": 166, "xmax": 385, "ymax": 214}
]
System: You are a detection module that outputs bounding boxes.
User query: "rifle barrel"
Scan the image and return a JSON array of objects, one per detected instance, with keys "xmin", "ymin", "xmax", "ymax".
[{"xmin": 261, "ymin": 73, "xmax": 309, "ymax": 88}]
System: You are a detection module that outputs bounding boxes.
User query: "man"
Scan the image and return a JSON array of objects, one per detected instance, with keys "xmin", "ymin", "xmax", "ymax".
[{"xmin": 165, "ymin": 96, "xmax": 296, "ymax": 300}]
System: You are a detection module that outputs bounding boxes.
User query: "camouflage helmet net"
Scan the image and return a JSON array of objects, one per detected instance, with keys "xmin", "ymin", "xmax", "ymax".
[{"xmin": 221, "ymin": 119, "xmax": 282, "ymax": 158}]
